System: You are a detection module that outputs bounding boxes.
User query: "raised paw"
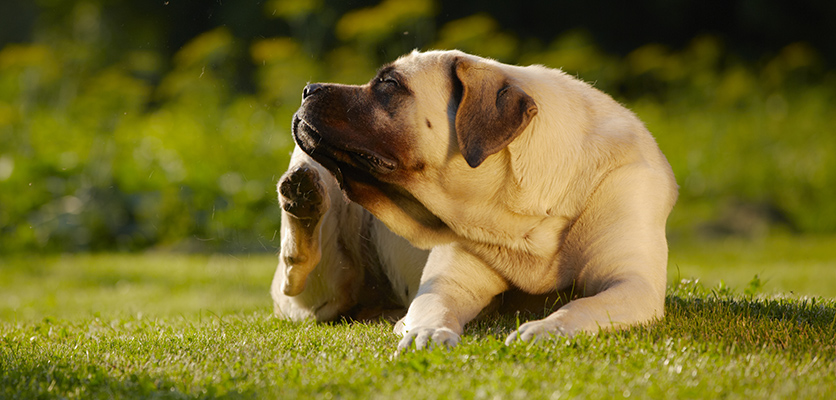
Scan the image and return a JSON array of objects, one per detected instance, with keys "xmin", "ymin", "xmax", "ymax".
[
  {"xmin": 504, "ymin": 318, "xmax": 568, "ymax": 345},
  {"xmin": 279, "ymin": 166, "xmax": 328, "ymax": 223},
  {"xmin": 396, "ymin": 327, "xmax": 461, "ymax": 354}
]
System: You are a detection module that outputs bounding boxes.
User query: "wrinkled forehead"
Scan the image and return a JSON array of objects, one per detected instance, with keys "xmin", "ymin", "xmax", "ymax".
[
  {"xmin": 386, "ymin": 51, "xmax": 466, "ymax": 166},
  {"xmin": 389, "ymin": 50, "xmax": 459, "ymax": 83},
  {"xmin": 386, "ymin": 50, "xmax": 468, "ymax": 106}
]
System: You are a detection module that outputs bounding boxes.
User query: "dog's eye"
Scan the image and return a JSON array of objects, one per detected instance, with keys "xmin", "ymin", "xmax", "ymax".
[{"xmin": 379, "ymin": 77, "xmax": 399, "ymax": 87}]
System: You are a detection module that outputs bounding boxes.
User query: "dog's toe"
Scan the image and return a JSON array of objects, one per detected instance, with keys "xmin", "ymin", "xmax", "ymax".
[
  {"xmin": 505, "ymin": 319, "xmax": 568, "ymax": 345},
  {"xmin": 396, "ymin": 327, "xmax": 460, "ymax": 354}
]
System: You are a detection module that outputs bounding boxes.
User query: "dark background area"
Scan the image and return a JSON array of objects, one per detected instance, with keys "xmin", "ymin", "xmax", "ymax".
[{"xmin": 3, "ymin": 0, "xmax": 835, "ymax": 85}]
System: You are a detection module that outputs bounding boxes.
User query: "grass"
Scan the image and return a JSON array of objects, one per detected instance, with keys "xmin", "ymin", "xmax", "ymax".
[
  {"xmin": 668, "ymin": 234, "xmax": 836, "ymax": 298},
  {"xmin": 0, "ymin": 253, "xmax": 274, "ymax": 321},
  {"xmin": 2, "ymin": 236, "xmax": 836, "ymax": 399}
]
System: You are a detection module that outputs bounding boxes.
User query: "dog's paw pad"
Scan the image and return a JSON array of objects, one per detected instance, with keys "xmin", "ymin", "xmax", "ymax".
[{"xmin": 279, "ymin": 166, "xmax": 327, "ymax": 220}]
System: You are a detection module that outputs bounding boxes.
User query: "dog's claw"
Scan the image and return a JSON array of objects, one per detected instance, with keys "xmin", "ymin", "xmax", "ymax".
[
  {"xmin": 504, "ymin": 331, "xmax": 520, "ymax": 346},
  {"xmin": 396, "ymin": 327, "xmax": 461, "ymax": 355}
]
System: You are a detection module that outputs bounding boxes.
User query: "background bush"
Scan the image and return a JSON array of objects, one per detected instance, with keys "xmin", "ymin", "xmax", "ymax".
[{"xmin": 1, "ymin": 0, "xmax": 835, "ymax": 252}]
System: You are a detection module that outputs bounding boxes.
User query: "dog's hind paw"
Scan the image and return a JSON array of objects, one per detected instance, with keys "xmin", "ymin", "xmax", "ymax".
[{"xmin": 279, "ymin": 166, "xmax": 328, "ymax": 222}]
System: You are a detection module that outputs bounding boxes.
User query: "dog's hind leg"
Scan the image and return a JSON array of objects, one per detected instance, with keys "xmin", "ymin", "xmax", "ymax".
[
  {"xmin": 272, "ymin": 147, "xmax": 374, "ymax": 321},
  {"xmin": 274, "ymin": 150, "xmax": 331, "ymax": 298}
]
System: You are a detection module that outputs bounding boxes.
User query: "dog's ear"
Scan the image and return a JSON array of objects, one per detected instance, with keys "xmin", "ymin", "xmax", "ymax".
[{"xmin": 454, "ymin": 58, "xmax": 538, "ymax": 168}]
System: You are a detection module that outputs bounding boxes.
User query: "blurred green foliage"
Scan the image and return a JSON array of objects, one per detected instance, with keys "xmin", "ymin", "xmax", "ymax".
[{"xmin": 1, "ymin": 0, "xmax": 835, "ymax": 252}]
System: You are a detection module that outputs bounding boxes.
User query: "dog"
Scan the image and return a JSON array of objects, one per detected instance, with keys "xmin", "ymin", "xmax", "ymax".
[{"xmin": 271, "ymin": 50, "xmax": 678, "ymax": 351}]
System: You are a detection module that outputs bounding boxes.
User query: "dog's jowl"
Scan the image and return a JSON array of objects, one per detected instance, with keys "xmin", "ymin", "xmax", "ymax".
[{"xmin": 271, "ymin": 50, "xmax": 678, "ymax": 351}]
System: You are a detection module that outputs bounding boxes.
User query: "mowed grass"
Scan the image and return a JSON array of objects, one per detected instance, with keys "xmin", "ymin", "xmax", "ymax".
[
  {"xmin": 0, "ymin": 253, "xmax": 276, "ymax": 321},
  {"xmin": 669, "ymin": 234, "xmax": 836, "ymax": 298},
  {"xmin": 2, "ymin": 236, "xmax": 835, "ymax": 399}
]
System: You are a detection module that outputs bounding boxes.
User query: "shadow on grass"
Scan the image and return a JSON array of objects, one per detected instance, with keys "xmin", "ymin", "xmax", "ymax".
[
  {"xmin": 2, "ymin": 360, "xmax": 220, "ymax": 399},
  {"xmin": 2, "ymin": 366, "xmax": 268, "ymax": 399},
  {"xmin": 459, "ymin": 290, "xmax": 836, "ymax": 358},
  {"xmin": 2, "ymin": 337, "xmax": 267, "ymax": 400}
]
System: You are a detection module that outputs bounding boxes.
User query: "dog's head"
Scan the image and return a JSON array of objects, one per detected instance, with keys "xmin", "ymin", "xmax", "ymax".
[{"xmin": 292, "ymin": 50, "xmax": 538, "ymax": 247}]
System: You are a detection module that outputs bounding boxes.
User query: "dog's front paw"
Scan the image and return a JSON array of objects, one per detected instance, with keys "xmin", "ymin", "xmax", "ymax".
[
  {"xmin": 279, "ymin": 166, "xmax": 328, "ymax": 223},
  {"xmin": 504, "ymin": 318, "xmax": 571, "ymax": 345},
  {"xmin": 397, "ymin": 327, "xmax": 461, "ymax": 353}
]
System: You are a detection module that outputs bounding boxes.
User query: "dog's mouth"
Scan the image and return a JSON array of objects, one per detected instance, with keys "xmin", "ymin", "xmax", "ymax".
[{"xmin": 292, "ymin": 115, "xmax": 398, "ymax": 184}]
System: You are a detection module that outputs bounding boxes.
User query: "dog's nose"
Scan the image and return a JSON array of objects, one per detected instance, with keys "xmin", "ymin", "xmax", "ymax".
[{"xmin": 302, "ymin": 83, "xmax": 324, "ymax": 99}]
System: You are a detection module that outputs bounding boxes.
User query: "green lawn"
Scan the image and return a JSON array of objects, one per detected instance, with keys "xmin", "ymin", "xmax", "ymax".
[
  {"xmin": 0, "ymin": 253, "xmax": 275, "ymax": 321},
  {"xmin": 669, "ymin": 234, "xmax": 836, "ymax": 298},
  {"xmin": 2, "ymin": 235, "xmax": 835, "ymax": 398}
]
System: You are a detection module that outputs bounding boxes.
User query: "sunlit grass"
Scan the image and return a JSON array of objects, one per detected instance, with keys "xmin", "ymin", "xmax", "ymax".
[
  {"xmin": 2, "ymin": 237, "xmax": 835, "ymax": 398},
  {"xmin": 669, "ymin": 234, "xmax": 836, "ymax": 298},
  {"xmin": 0, "ymin": 253, "xmax": 276, "ymax": 321},
  {"xmin": 2, "ymin": 275, "xmax": 835, "ymax": 399}
]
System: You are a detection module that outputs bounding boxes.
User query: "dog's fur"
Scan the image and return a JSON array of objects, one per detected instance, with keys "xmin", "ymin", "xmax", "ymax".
[{"xmin": 271, "ymin": 50, "xmax": 678, "ymax": 350}]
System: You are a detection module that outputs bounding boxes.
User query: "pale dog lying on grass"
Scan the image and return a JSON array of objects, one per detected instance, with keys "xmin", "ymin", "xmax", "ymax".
[{"xmin": 271, "ymin": 50, "xmax": 678, "ymax": 351}]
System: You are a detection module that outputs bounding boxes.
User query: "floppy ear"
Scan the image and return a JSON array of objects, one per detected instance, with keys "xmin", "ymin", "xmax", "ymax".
[{"xmin": 454, "ymin": 58, "xmax": 538, "ymax": 168}]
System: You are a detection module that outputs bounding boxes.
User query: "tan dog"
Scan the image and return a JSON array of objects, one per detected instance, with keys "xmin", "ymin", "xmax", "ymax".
[{"xmin": 271, "ymin": 50, "xmax": 677, "ymax": 351}]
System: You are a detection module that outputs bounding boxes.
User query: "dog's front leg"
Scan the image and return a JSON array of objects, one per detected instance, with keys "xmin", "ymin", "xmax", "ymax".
[
  {"xmin": 395, "ymin": 243, "xmax": 509, "ymax": 351},
  {"xmin": 505, "ymin": 164, "xmax": 671, "ymax": 343},
  {"xmin": 503, "ymin": 272, "xmax": 665, "ymax": 344}
]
